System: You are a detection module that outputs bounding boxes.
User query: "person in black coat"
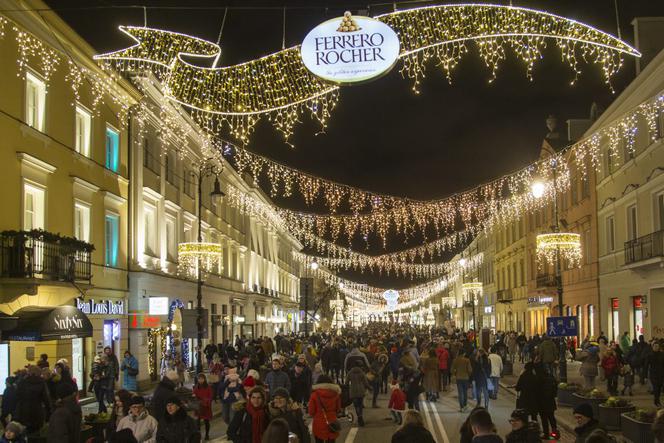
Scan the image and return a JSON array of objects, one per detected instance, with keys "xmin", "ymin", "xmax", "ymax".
[
  {"xmin": 534, "ymin": 365, "xmax": 559, "ymax": 438},
  {"xmin": 391, "ymin": 410, "xmax": 436, "ymax": 443},
  {"xmin": 0, "ymin": 376, "xmax": 18, "ymax": 428},
  {"xmin": 505, "ymin": 409, "xmax": 540, "ymax": 443},
  {"xmin": 156, "ymin": 396, "xmax": 200, "ymax": 443},
  {"xmin": 14, "ymin": 366, "xmax": 51, "ymax": 434},
  {"xmin": 150, "ymin": 372, "xmax": 178, "ymax": 423},
  {"xmin": 289, "ymin": 363, "xmax": 312, "ymax": 406},
  {"xmin": 515, "ymin": 363, "xmax": 539, "ymax": 422},
  {"xmin": 46, "ymin": 383, "xmax": 81, "ymax": 443},
  {"xmin": 227, "ymin": 387, "xmax": 269, "ymax": 443},
  {"xmin": 267, "ymin": 388, "xmax": 310, "ymax": 443}
]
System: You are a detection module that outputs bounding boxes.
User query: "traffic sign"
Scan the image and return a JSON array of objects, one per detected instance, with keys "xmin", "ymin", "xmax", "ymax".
[{"xmin": 546, "ymin": 316, "xmax": 578, "ymax": 337}]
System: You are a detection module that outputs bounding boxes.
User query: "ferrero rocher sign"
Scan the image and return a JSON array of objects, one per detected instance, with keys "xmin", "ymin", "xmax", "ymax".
[{"xmin": 301, "ymin": 11, "xmax": 400, "ymax": 85}]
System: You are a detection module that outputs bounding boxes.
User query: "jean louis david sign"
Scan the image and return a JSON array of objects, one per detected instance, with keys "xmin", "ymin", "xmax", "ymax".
[{"xmin": 301, "ymin": 11, "xmax": 400, "ymax": 85}]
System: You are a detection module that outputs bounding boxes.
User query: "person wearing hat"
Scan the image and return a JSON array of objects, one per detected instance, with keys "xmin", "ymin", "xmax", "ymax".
[
  {"xmin": 289, "ymin": 362, "xmax": 312, "ymax": 407},
  {"xmin": 573, "ymin": 403, "xmax": 603, "ymax": 443},
  {"xmin": 1, "ymin": 422, "xmax": 25, "ymax": 443},
  {"xmin": 46, "ymin": 382, "xmax": 81, "ymax": 443},
  {"xmin": 151, "ymin": 369, "xmax": 178, "ymax": 423},
  {"xmin": 267, "ymin": 387, "xmax": 310, "ymax": 443},
  {"xmin": 220, "ymin": 367, "xmax": 244, "ymax": 425},
  {"xmin": 505, "ymin": 409, "xmax": 540, "ymax": 443},
  {"xmin": 227, "ymin": 386, "xmax": 269, "ymax": 443},
  {"xmin": 117, "ymin": 396, "xmax": 158, "ymax": 443},
  {"xmin": 156, "ymin": 396, "xmax": 200, "ymax": 442}
]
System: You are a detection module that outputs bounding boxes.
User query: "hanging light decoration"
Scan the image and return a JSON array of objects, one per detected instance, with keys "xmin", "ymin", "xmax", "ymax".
[
  {"xmin": 536, "ymin": 233, "xmax": 582, "ymax": 268},
  {"xmin": 462, "ymin": 282, "xmax": 483, "ymax": 300},
  {"xmin": 177, "ymin": 242, "xmax": 222, "ymax": 278}
]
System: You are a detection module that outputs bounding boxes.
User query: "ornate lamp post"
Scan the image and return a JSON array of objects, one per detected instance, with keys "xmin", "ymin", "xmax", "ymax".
[
  {"xmin": 463, "ymin": 281, "xmax": 483, "ymax": 347},
  {"xmin": 531, "ymin": 158, "xmax": 582, "ymax": 383}
]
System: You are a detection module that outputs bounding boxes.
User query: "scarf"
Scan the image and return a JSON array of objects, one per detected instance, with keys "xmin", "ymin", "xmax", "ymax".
[{"xmin": 246, "ymin": 401, "xmax": 266, "ymax": 443}]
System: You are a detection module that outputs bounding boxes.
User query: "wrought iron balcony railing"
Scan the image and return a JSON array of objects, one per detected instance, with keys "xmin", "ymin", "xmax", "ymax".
[
  {"xmin": 624, "ymin": 230, "xmax": 664, "ymax": 265},
  {"xmin": 0, "ymin": 230, "xmax": 92, "ymax": 283},
  {"xmin": 536, "ymin": 274, "xmax": 558, "ymax": 288}
]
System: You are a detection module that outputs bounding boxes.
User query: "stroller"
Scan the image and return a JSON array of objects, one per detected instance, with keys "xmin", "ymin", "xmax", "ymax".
[{"xmin": 337, "ymin": 383, "xmax": 355, "ymax": 423}]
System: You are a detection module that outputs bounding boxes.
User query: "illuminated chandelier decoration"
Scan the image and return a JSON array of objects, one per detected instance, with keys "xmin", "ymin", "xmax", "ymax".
[
  {"xmin": 177, "ymin": 242, "xmax": 223, "ymax": 278},
  {"xmin": 383, "ymin": 289, "xmax": 400, "ymax": 312},
  {"xmin": 462, "ymin": 281, "xmax": 483, "ymax": 300},
  {"xmin": 536, "ymin": 232, "xmax": 582, "ymax": 269},
  {"xmin": 95, "ymin": 4, "xmax": 639, "ymax": 145}
]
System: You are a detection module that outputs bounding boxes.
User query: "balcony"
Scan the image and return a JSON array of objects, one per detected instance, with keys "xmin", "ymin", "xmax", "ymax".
[
  {"xmin": 536, "ymin": 274, "xmax": 558, "ymax": 288},
  {"xmin": 497, "ymin": 289, "xmax": 512, "ymax": 303},
  {"xmin": 624, "ymin": 230, "xmax": 664, "ymax": 268},
  {"xmin": 0, "ymin": 231, "xmax": 92, "ymax": 284}
]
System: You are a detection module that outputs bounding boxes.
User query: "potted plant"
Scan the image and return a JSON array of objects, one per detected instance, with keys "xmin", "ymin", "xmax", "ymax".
[
  {"xmin": 572, "ymin": 388, "xmax": 608, "ymax": 417},
  {"xmin": 557, "ymin": 382, "xmax": 581, "ymax": 407},
  {"xmin": 621, "ymin": 409, "xmax": 657, "ymax": 443},
  {"xmin": 598, "ymin": 397, "xmax": 635, "ymax": 430}
]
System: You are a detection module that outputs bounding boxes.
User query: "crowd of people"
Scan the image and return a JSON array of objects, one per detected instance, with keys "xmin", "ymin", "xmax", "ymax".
[{"xmin": 6, "ymin": 325, "xmax": 664, "ymax": 443}]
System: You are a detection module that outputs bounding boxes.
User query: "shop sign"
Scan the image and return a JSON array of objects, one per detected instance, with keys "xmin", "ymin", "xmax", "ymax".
[
  {"xmin": 528, "ymin": 296, "xmax": 553, "ymax": 305},
  {"xmin": 129, "ymin": 311, "xmax": 162, "ymax": 329},
  {"xmin": 484, "ymin": 306, "xmax": 494, "ymax": 314},
  {"xmin": 611, "ymin": 298, "xmax": 619, "ymax": 310},
  {"xmin": 234, "ymin": 315, "xmax": 246, "ymax": 324},
  {"xmin": 257, "ymin": 315, "xmax": 267, "ymax": 322},
  {"xmin": 149, "ymin": 297, "xmax": 170, "ymax": 315},
  {"xmin": 76, "ymin": 298, "xmax": 124, "ymax": 315},
  {"xmin": 301, "ymin": 12, "xmax": 400, "ymax": 85}
]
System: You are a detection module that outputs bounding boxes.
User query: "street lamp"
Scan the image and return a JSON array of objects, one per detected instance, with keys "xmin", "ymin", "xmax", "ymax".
[
  {"xmin": 193, "ymin": 161, "xmax": 224, "ymax": 375},
  {"xmin": 530, "ymin": 160, "xmax": 581, "ymax": 383}
]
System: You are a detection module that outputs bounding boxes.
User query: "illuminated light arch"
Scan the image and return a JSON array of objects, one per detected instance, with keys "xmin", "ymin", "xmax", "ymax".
[{"xmin": 95, "ymin": 4, "xmax": 639, "ymax": 144}]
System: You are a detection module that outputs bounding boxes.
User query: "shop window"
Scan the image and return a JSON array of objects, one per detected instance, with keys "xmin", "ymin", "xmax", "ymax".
[
  {"xmin": 611, "ymin": 298, "xmax": 620, "ymax": 342},
  {"xmin": 25, "ymin": 71, "xmax": 45, "ymax": 131},
  {"xmin": 24, "ymin": 183, "xmax": 45, "ymax": 230},
  {"xmin": 633, "ymin": 296, "xmax": 644, "ymax": 337},
  {"xmin": 105, "ymin": 213, "xmax": 119, "ymax": 267},
  {"xmin": 105, "ymin": 126, "xmax": 120, "ymax": 172},
  {"xmin": 74, "ymin": 202, "xmax": 91, "ymax": 242},
  {"xmin": 588, "ymin": 305, "xmax": 595, "ymax": 338},
  {"xmin": 75, "ymin": 105, "xmax": 91, "ymax": 157}
]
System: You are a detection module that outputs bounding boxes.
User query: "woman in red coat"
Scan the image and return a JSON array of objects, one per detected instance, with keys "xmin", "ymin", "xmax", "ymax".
[
  {"xmin": 193, "ymin": 373, "xmax": 213, "ymax": 440},
  {"xmin": 308, "ymin": 375, "xmax": 341, "ymax": 443}
]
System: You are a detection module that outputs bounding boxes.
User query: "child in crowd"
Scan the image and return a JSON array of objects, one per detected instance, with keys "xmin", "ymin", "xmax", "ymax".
[
  {"xmin": 621, "ymin": 364, "xmax": 635, "ymax": 396},
  {"xmin": 388, "ymin": 379, "xmax": 406, "ymax": 425},
  {"xmin": 1, "ymin": 422, "xmax": 26, "ymax": 443}
]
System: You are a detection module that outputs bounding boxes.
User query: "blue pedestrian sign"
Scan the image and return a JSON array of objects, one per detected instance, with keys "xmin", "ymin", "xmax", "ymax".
[{"xmin": 546, "ymin": 316, "xmax": 578, "ymax": 337}]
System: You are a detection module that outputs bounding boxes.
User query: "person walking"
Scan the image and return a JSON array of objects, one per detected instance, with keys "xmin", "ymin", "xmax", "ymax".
[
  {"xmin": 452, "ymin": 351, "xmax": 473, "ymax": 412},
  {"xmin": 308, "ymin": 375, "xmax": 341, "ymax": 443},
  {"xmin": 121, "ymin": 350, "xmax": 139, "ymax": 392},
  {"xmin": 15, "ymin": 365, "xmax": 51, "ymax": 435},
  {"xmin": 227, "ymin": 386, "xmax": 269, "ymax": 443},
  {"xmin": 515, "ymin": 363, "xmax": 539, "ymax": 422},
  {"xmin": 648, "ymin": 342, "xmax": 664, "ymax": 407},
  {"xmin": 538, "ymin": 336, "xmax": 557, "ymax": 377},
  {"xmin": 47, "ymin": 383, "xmax": 81, "ymax": 443},
  {"xmin": 436, "ymin": 342, "xmax": 450, "ymax": 391},
  {"xmin": 421, "ymin": 349, "xmax": 440, "ymax": 402},
  {"xmin": 289, "ymin": 362, "xmax": 312, "ymax": 406},
  {"xmin": 472, "ymin": 349, "xmax": 492, "ymax": 409},
  {"xmin": 488, "ymin": 348, "xmax": 503, "ymax": 400},
  {"xmin": 0, "ymin": 377, "xmax": 17, "ymax": 429},
  {"xmin": 264, "ymin": 359, "xmax": 291, "ymax": 399},
  {"xmin": 116, "ymin": 396, "xmax": 158, "ymax": 443},
  {"xmin": 151, "ymin": 370, "xmax": 178, "ymax": 423},
  {"xmin": 505, "ymin": 409, "xmax": 540, "ymax": 443},
  {"xmin": 156, "ymin": 396, "xmax": 201, "ymax": 443},
  {"xmin": 601, "ymin": 349, "xmax": 621, "ymax": 396},
  {"xmin": 267, "ymin": 387, "xmax": 310, "ymax": 443},
  {"xmin": 391, "ymin": 410, "xmax": 436, "ymax": 443},
  {"xmin": 347, "ymin": 361, "xmax": 369, "ymax": 426},
  {"xmin": 578, "ymin": 347, "xmax": 600, "ymax": 389},
  {"xmin": 193, "ymin": 373, "xmax": 213, "ymax": 440},
  {"xmin": 388, "ymin": 380, "xmax": 406, "ymax": 425},
  {"xmin": 104, "ymin": 346, "xmax": 120, "ymax": 404},
  {"xmin": 535, "ymin": 364, "xmax": 559, "ymax": 439},
  {"xmin": 91, "ymin": 355, "xmax": 110, "ymax": 413}
]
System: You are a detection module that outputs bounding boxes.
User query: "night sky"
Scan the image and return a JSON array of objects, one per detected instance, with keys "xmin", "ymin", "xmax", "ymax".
[{"xmin": 41, "ymin": 0, "xmax": 664, "ymax": 287}]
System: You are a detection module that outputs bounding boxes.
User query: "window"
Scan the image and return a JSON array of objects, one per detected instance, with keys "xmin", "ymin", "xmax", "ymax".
[
  {"xmin": 25, "ymin": 72, "xmax": 45, "ymax": 131},
  {"xmin": 23, "ymin": 183, "xmax": 45, "ymax": 230},
  {"xmin": 74, "ymin": 203, "xmax": 91, "ymax": 242},
  {"xmin": 606, "ymin": 215, "xmax": 615, "ymax": 252},
  {"xmin": 144, "ymin": 203, "xmax": 157, "ymax": 255},
  {"xmin": 627, "ymin": 204, "xmax": 638, "ymax": 241},
  {"xmin": 105, "ymin": 127, "xmax": 120, "ymax": 172},
  {"xmin": 623, "ymin": 140, "xmax": 634, "ymax": 163},
  {"xmin": 143, "ymin": 138, "xmax": 158, "ymax": 173},
  {"xmin": 75, "ymin": 106, "xmax": 91, "ymax": 157},
  {"xmin": 584, "ymin": 229, "xmax": 592, "ymax": 264},
  {"xmin": 165, "ymin": 151, "xmax": 176, "ymax": 186},
  {"xmin": 105, "ymin": 214, "xmax": 119, "ymax": 267},
  {"xmin": 519, "ymin": 259, "xmax": 525, "ymax": 286},
  {"xmin": 166, "ymin": 216, "xmax": 176, "ymax": 261},
  {"xmin": 582, "ymin": 176, "xmax": 590, "ymax": 199},
  {"xmin": 656, "ymin": 193, "xmax": 664, "ymax": 231},
  {"xmin": 604, "ymin": 149, "xmax": 614, "ymax": 177},
  {"xmin": 512, "ymin": 263, "xmax": 517, "ymax": 288},
  {"xmin": 184, "ymin": 168, "xmax": 195, "ymax": 198},
  {"xmin": 571, "ymin": 175, "xmax": 578, "ymax": 205}
]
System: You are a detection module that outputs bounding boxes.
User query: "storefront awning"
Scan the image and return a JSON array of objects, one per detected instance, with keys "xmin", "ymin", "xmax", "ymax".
[{"xmin": 2, "ymin": 306, "xmax": 93, "ymax": 341}]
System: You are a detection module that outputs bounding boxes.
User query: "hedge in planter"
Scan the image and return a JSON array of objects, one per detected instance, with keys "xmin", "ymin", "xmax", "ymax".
[
  {"xmin": 621, "ymin": 409, "xmax": 657, "ymax": 443},
  {"xmin": 598, "ymin": 397, "xmax": 635, "ymax": 431},
  {"xmin": 572, "ymin": 388, "xmax": 607, "ymax": 418}
]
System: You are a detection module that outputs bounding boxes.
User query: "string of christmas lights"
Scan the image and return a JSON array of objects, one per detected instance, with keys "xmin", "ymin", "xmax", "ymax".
[{"xmin": 95, "ymin": 4, "xmax": 639, "ymax": 145}]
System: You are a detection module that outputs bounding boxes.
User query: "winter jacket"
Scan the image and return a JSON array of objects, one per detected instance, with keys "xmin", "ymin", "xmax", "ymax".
[
  {"xmin": 435, "ymin": 347, "xmax": 450, "ymax": 370},
  {"xmin": 648, "ymin": 351, "xmax": 664, "ymax": 384},
  {"xmin": 14, "ymin": 375, "xmax": 51, "ymax": 432},
  {"xmin": 389, "ymin": 350, "xmax": 402, "ymax": 374},
  {"xmin": 601, "ymin": 355, "xmax": 621, "ymax": 377},
  {"xmin": 472, "ymin": 356, "xmax": 491, "ymax": 387},
  {"xmin": 289, "ymin": 369, "xmax": 312, "ymax": 401},
  {"xmin": 1, "ymin": 384, "xmax": 17, "ymax": 418},
  {"xmin": 537, "ymin": 372, "xmax": 558, "ymax": 413},
  {"xmin": 344, "ymin": 348, "xmax": 370, "ymax": 371},
  {"xmin": 116, "ymin": 410, "xmax": 158, "ymax": 443},
  {"xmin": 515, "ymin": 369, "xmax": 539, "ymax": 415},
  {"xmin": 227, "ymin": 401, "xmax": 268, "ymax": 443},
  {"xmin": 505, "ymin": 422, "xmax": 541, "ymax": 443},
  {"xmin": 268, "ymin": 399, "xmax": 311, "ymax": 443},
  {"xmin": 421, "ymin": 356, "xmax": 440, "ymax": 392},
  {"xmin": 150, "ymin": 377, "xmax": 176, "ymax": 423},
  {"xmin": 347, "ymin": 366, "xmax": 369, "ymax": 399},
  {"xmin": 538, "ymin": 339, "xmax": 557, "ymax": 364},
  {"xmin": 46, "ymin": 396, "xmax": 81, "ymax": 443},
  {"xmin": 391, "ymin": 423, "xmax": 436, "ymax": 443},
  {"xmin": 388, "ymin": 388, "xmax": 406, "ymax": 411},
  {"xmin": 574, "ymin": 419, "xmax": 604, "ymax": 443},
  {"xmin": 308, "ymin": 383, "xmax": 341, "ymax": 441},
  {"xmin": 488, "ymin": 353, "xmax": 503, "ymax": 378},
  {"xmin": 106, "ymin": 352, "xmax": 120, "ymax": 381},
  {"xmin": 193, "ymin": 384, "xmax": 213, "ymax": 420},
  {"xmin": 620, "ymin": 334, "xmax": 632, "ymax": 354},
  {"xmin": 122, "ymin": 355, "xmax": 139, "ymax": 391},
  {"xmin": 156, "ymin": 406, "xmax": 201, "ymax": 443},
  {"xmin": 578, "ymin": 352, "xmax": 600, "ymax": 377},
  {"xmin": 451, "ymin": 355, "xmax": 472, "ymax": 381},
  {"xmin": 264, "ymin": 369, "xmax": 291, "ymax": 398}
]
